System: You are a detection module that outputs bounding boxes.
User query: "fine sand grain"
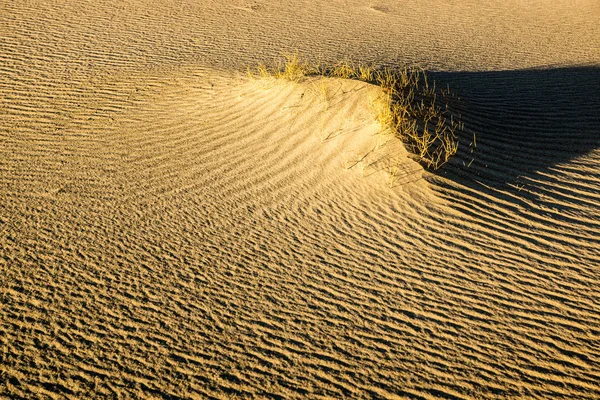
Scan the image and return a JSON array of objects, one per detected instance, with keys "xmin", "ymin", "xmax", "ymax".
[{"xmin": 1, "ymin": 1, "xmax": 600, "ymax": 398}]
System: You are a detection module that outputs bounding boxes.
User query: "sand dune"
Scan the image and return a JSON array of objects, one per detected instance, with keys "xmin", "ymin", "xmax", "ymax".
[{"xmin": 1, "ymin": 1, "xmax": 600, "ymax": 398}]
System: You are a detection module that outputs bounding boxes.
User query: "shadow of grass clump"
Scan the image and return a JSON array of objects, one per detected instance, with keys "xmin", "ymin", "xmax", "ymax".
[
  {"xmin": 429, "ymin": 66, "xmax": 600, "ymax": 188},
  {"xmin": 248, "ymin": 55, "xmax": 466, "ymax": 171}
]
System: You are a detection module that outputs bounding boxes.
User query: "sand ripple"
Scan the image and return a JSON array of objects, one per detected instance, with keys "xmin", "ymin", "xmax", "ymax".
[{"xmin": 1, "ymin": 0, "xmax": 600, "ymax": 398}]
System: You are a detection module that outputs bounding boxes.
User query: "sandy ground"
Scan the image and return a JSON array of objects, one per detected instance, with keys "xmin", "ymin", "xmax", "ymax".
[{"xmin": 1, "ymin": 1, "xmax": 600, "ymax": 398}]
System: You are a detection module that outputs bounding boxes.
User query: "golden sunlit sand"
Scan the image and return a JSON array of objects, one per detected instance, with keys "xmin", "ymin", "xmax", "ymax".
[{"xmin": 1, "ymin": 1, "xmax": 600, "ymax": 398}]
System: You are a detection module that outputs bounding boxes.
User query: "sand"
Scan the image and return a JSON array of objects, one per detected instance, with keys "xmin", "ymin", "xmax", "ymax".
[{"xmin": 1, "ymin": 0, "xmax": 600, "ymax": 398}]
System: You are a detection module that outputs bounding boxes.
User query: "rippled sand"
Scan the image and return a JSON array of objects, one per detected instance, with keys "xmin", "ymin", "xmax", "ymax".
[{"xmin": 1, "ymin": 1, "xmax": 600, "ymax": 398}]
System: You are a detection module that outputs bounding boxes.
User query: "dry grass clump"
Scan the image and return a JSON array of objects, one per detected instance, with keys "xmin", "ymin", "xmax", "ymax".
[
  {"xmin": 373, "ymin": 67, "xmax": 463, "ymax": 169},
  {"xmin": 248, "ymin": 56, "xmax": 464, "ymax": 170},
  {"xmin": 249, "ymin": 54, "xmax": 311, "ymax": 82}
]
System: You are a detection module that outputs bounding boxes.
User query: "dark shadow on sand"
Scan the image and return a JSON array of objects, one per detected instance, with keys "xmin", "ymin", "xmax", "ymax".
[{"xmin": 429, "ymin": 66, "xmax": 600, "ymax": 191}]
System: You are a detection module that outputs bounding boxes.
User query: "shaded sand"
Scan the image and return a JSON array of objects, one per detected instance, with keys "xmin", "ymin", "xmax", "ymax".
[{"xmin": 1, "ymin": 1, "xmax": 600, "ymax": 398}]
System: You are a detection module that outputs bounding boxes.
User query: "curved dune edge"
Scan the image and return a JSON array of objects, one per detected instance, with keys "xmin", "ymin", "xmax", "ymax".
[{"xmin": 241, "ymin": 74, "xmax": 430, "ymax": 188}]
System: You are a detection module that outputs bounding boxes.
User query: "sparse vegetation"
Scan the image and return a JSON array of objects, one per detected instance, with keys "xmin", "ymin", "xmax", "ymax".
[{"xmin": 247, "ymin": 55, "xmax": 465, "ymax": 170}]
